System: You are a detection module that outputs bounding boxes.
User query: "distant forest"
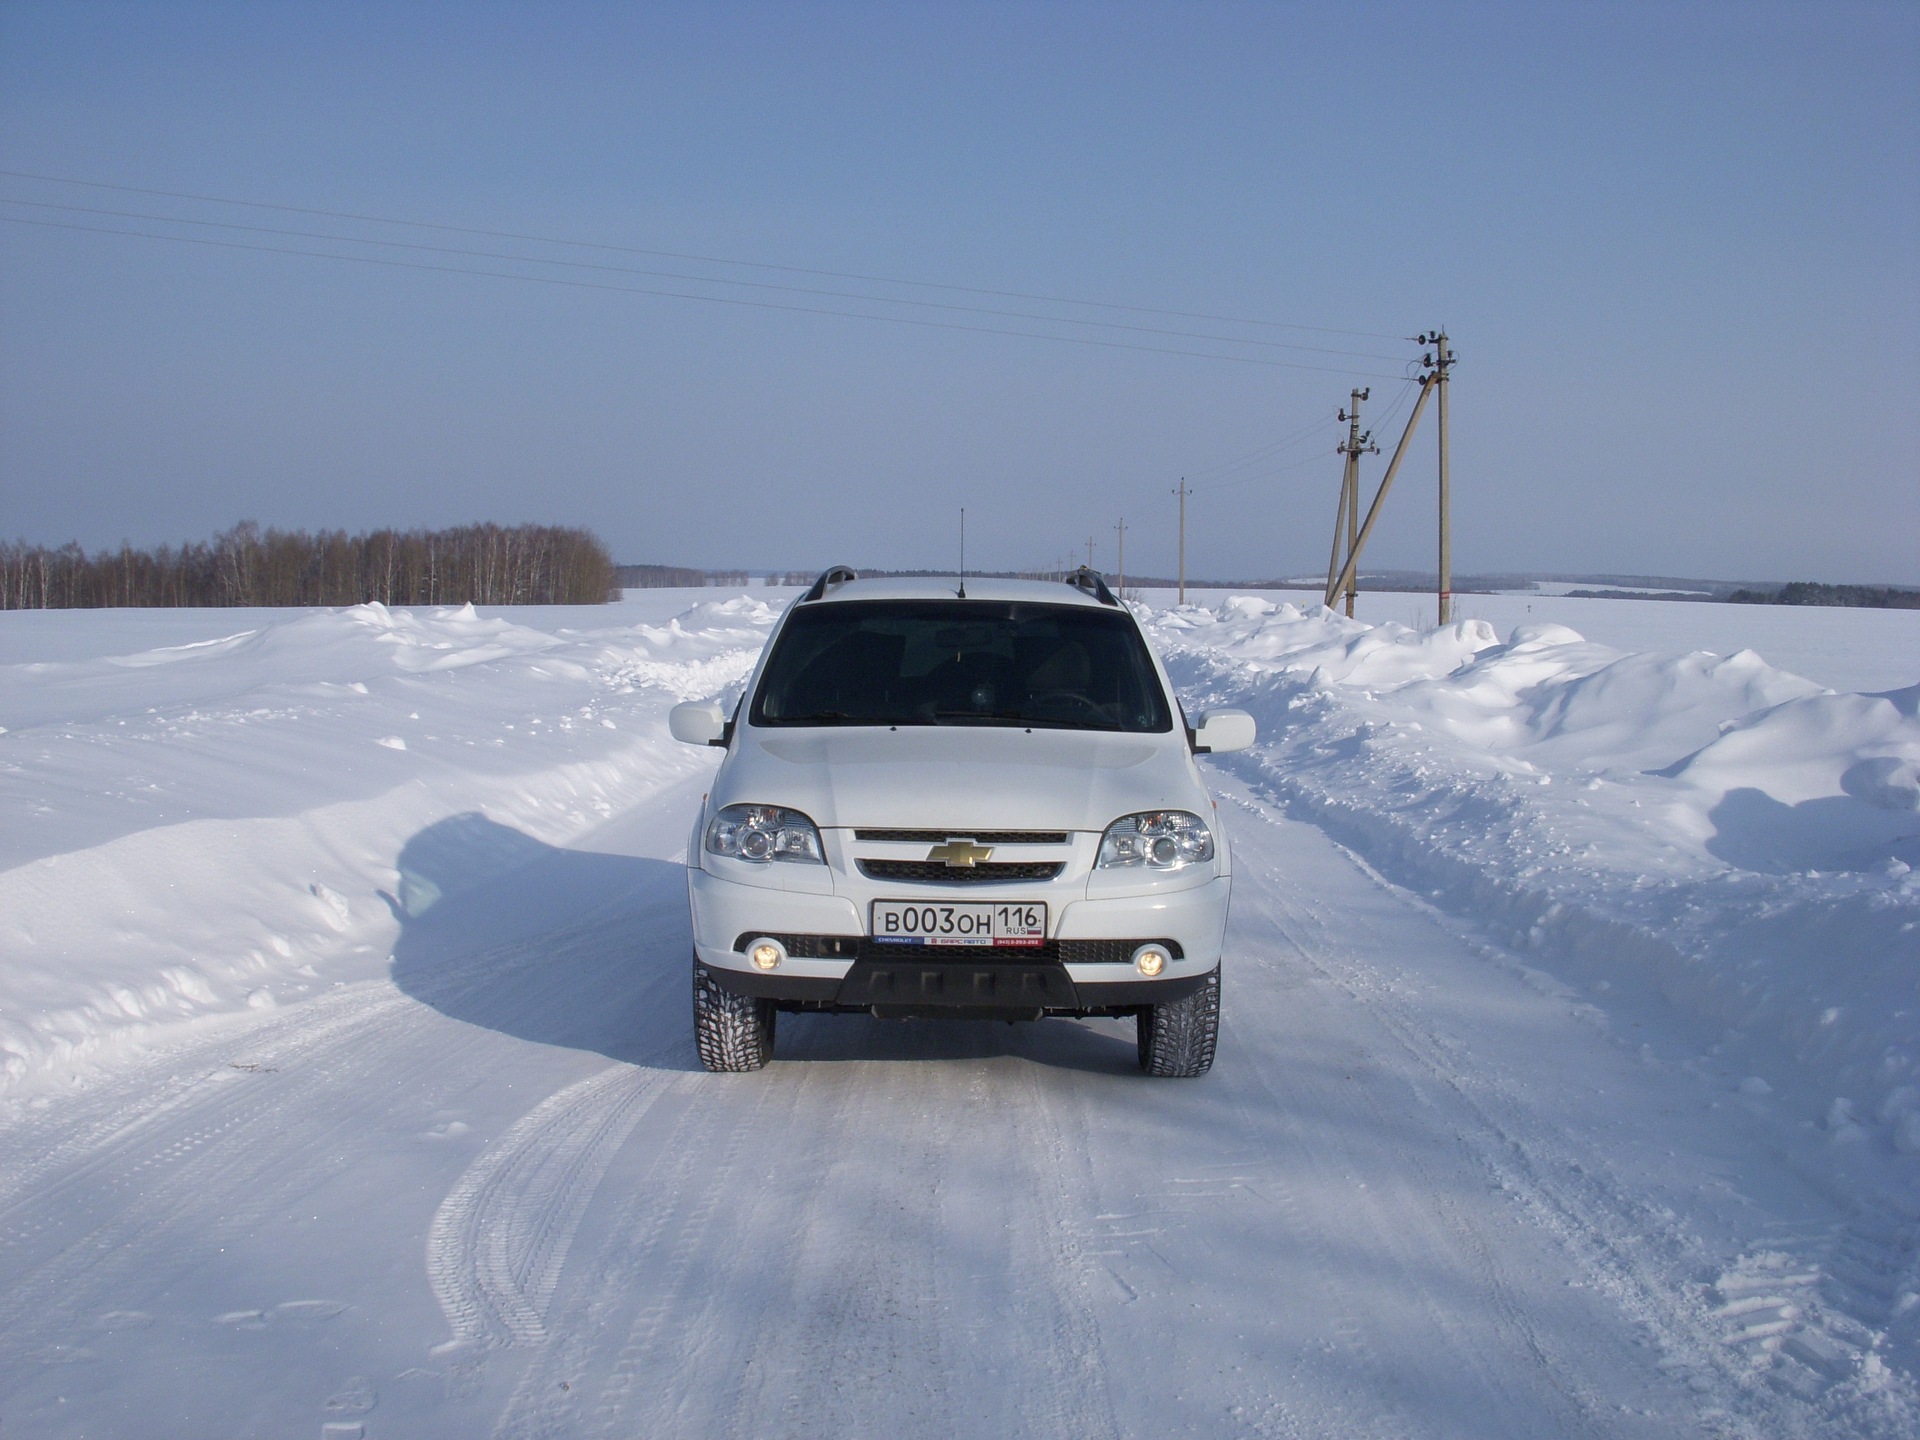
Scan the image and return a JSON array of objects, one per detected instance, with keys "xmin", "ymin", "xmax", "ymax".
[
  {"xmin": 0, "ymin": 522, "xmax": 618, "ymax": 609},
  {"xmin": 614, "ymin": 564, "xmax": 753, "ymax": 588},
  {"xmin": 1727, "ymin": 582, "xmax": 1920, "ymax": 610}
]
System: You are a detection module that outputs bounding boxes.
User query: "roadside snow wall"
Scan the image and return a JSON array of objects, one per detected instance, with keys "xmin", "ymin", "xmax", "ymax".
[
  {"xmin": 1151, "ymin": 597, "xmax": 1920, "ymax": 1155},
  {"xmin": 0, "ymin": 598, "xmax": 779, "ymax": 1090}
]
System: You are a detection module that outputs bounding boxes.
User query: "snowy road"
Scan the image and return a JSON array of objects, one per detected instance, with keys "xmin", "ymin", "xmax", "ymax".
[
  {"xmin": 0, "ymin": 766, "xmax": 1894, "ymax": 1438},
  {"xmin": 2, "ymin": 590, "xmax": 1915, "ymax": 1437}
]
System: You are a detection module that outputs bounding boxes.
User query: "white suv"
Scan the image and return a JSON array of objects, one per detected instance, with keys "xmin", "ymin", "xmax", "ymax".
[{"xmin": 669, "ymin": 568, "xmax": 1254, "ymax": 1076}]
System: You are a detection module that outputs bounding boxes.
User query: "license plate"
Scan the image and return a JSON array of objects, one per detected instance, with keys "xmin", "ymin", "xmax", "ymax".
[{"xmin": 870, "ymin": 900, "xmax": 1047, "ymax": 947}]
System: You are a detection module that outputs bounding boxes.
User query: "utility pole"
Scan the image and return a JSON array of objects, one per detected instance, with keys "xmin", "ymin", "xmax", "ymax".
[
  {"xmin": 1087, "ymin": 535, "xmax": 1096, "ymax": 571},
  {"xmin": 1115, "ymin": 516, "xmax": 1127, "ymax": 597},
  {"xmin": 1325, "ymin": 456, "xmax": 1350, "ymax": 616},
  {"xmin": 1325, "ymin": 373, "xmax": 1437, "ymax": 611},
  {"xmin": 1173, "ymin": 478, "xmax": 1189, "ymax": 604},
  {"xmin": 1325, "ymin": 388, "xmax": 1376, "ymax": 618},
  {"xmin": 1418, "ymin": 329, "xmax": 1457, "ymax": 625}
]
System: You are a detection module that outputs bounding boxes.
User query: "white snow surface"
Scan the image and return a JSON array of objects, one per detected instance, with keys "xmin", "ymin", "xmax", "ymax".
[{"xmin": 1, "ymin": 588, "xmax": 1916, "ymax": 1438}]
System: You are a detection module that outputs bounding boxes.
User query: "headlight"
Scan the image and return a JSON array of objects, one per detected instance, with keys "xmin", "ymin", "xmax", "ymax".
[
  {"xmin": 1097, "ymin": 811, "xmax": 1214, "ymax": 870},
  {"xmin": 705, "ymin": 804, "xmax": 825, "ymax": 864}
]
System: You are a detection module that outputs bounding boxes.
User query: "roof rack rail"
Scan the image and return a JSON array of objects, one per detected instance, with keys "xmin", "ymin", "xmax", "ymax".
[
  {"xmin": 1064, "ymin": 566, "xmax": 1119, "ymax": 607},
  {"xmin": 800, "ymin": 565, "xmax": 859, "ymax": 602}
]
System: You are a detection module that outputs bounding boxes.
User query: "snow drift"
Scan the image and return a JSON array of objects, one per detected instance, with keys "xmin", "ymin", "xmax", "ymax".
[
  {"xmin": 0, "ymin": 597, "xmax": 779, "ymax": 1086},
  {"xmin": 1148, "ymin": 596, "xmax": 1920, "ymax": 1155}
]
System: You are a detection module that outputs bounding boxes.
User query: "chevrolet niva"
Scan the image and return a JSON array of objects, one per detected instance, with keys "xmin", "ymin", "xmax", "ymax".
[{"xmin": 668, "ymin": 567, "xmax": 1254, "ymax": 1076}]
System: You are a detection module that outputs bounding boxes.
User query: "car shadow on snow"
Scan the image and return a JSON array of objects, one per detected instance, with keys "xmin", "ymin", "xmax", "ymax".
[
  {"xmin": 384, "ymin": 812, "xmax": 704, "ymax": 1071},
  {"xmin": 384, "ymin": 811, "xmax": 1146, "ymax": 1076}
]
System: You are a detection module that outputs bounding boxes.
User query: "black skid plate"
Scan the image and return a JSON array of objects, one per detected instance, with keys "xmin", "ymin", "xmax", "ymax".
[{"xmin": 836, "ymin": 959, "xmax": 1078, "ymax": 1011}]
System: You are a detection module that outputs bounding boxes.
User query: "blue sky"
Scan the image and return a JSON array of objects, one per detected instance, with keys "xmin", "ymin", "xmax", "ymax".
[{"xmin": 2, "ymin": 1, "xmax": 1915, "ymax": 583}]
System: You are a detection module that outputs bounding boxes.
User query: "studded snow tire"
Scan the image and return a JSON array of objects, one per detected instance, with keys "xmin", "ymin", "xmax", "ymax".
[
  {"xmin": 1136, "ymin": 968, "xmax": 1219, "ymax": 1077},
  {"xmin": 693, "ymin": 960, "xmax": 777, "ymax": 1072}
]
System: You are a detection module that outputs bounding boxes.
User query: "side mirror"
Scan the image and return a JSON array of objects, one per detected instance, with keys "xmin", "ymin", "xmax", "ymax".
[
  {"xmin": 669, "ymin": 700, "xmax": 729, "ymax": 747},
  {"xmin": 1192, "ymin": 708, "xmax": 1256, "ymax": 754}
]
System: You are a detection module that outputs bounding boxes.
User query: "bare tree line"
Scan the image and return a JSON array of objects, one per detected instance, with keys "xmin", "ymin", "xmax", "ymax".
[
  {"xmin": 614, "ymin": 564, "xmax": 755, "ymax": 588},
  {"xmin": 0, "ymin": 522, "xmax": 618, "ymax": 609}
]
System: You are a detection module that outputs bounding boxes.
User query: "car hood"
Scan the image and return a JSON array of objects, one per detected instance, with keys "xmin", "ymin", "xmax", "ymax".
[{"xmin": 715, "ymin": 725, "xmax": 1203, "ymax": 831}]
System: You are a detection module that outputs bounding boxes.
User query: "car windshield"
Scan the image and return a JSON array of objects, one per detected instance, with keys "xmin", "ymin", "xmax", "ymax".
[{"xmin": 750, "ymin": 599, "xmax": 1174, "ymax": 732}]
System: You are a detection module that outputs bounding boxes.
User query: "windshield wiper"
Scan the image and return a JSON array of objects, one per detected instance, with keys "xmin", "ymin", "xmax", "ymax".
[
  {"xmin": 931, "ymin": 708, "xmax": 1028, "ymax": 722},
  {"xmin": 930, "ymin": 709, "xmax": 1123, "ymax": 731}
]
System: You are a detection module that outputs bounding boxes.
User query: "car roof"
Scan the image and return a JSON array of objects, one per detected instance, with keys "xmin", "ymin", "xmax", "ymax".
[{"xmin": 799, "ymin": 574, "xmax": 1113, "ymax": 609}]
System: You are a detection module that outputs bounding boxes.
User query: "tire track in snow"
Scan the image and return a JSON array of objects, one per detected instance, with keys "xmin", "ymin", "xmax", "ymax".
[
  {"xmin": 702, "ymin": 1040, "xmax": 1118, "ymax": 1440},
  {"xmin": 1193, "ymin": 1024, "xmax": 1424, "ymax": 1440},
  {"xmin": 493, "ymin": 1021, "xmax": 1124, "ymax": 1440},
  {"xmin": 415, "ymin": 906, "xmax": 710, "ymax": 1362},
  {"xmin": 715, "ymin": 1060, "xmax": 957, "ymax": 1440},
  {"xmin": 462, "ymin": 1035, "xmax": 822, "ymax": 1436},
  {"xmin": 0, "ymin": 984, "xmax": 461, "ymax": 1370},
  {"xmin": 1003, "ymin": 1060, "xmax": 1123, "ymax": 1440},
  {"xmin": 426, "ymin": 1056, "xmax": 679, "ymax": 1353},
  {"xmin": 1707, "ymin": 1204, "xmax": 1920, "ymax": 1436},
  {"xmin": 1219, "ymin": 801, "xmax": 1575, "ymax": 1438},
  {"xmin": 1222, "ymin": 782, "xmax": 1785, "ymax": 1438},
  {"xmin": 579, "ymin": 1068, "xmax": 787, "ymax": 1438},
  {"xmin": 0, "ymin": 980, "xmax": 413, "ymax": 1219},
  {"xmin": 1, "ymin": 912, "xmax": 677, "ymax": 1381},
  {"xmin": 1293, "ymin": 844, "xmax": 1912, "ymax": 1440},
  {"xmin": 483, "ymin": 1070, "xmax": 721, "ymax": 1438}
]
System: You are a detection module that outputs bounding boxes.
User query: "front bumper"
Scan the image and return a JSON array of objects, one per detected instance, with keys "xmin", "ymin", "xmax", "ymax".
[
  {"xmin": 688, "ymin": 864, "xmax": 1229, "ymax": 1014},
  {"xmin": 702, "ymin": 956, "xmax": 1214, "ymax": 1017}
]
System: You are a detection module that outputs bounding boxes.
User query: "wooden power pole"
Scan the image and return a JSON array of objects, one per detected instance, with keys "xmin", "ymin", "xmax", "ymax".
[
  {"xmin": 1325, "ymin": 374, "xmax": 1437, "ymax": 611},
  {"xmin": 1325, "ymin": 388, "xmax": 1377, "ymax": 618},
  {"xmin": 1173, "ymin": 478, "xmax": 1189, "ymax": 604},
  {"xmin": 1115, "ymin": 516, "xmax": 1127, "ymax": 596},
  {"xmin": 1319, "ymin": 331, "xmax": 1457, "ymax": 626},
  {"xmin": 1418, "ymin": 329, "xmax": 1457, "ymax": 625},
  {"xmin": 1325, "ymin": 450, "xmax": 1351, "ymax": 614}
]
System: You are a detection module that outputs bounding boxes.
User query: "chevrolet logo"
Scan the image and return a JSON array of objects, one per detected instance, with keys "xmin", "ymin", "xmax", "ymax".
[{"xmin": 926, "ymin": 840, "xmax": 994, "ymax": 868}]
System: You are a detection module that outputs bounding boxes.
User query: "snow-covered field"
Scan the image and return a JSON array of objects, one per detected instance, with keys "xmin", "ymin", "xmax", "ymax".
[{"xmin": 1, "ymin": 587, "xmax": 1915, "ymax": 1438}]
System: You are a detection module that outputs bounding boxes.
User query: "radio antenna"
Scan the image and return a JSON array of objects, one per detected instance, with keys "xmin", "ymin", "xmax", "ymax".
[{"xmin": 957, "ymin": 507, "xmax": 967, "ymax": 598}]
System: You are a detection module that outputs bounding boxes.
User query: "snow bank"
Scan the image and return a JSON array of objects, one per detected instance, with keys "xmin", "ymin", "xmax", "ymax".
[
  {"xmin": 0, "ymin": 597, "xmax": 782, "ymax": 1090},
  {"xmin": 1150, "ymin": 597, "xmax": 1920, "ymax": 1151},
  {"xmin": 6, "ymin": 585, "xmax": 1916, "ymax": 1150}
]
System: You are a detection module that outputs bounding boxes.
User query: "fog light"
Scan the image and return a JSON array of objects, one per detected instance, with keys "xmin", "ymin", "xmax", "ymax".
[
  {"xmin": 1133, "ymin": 944, "xmax": 1171, "ymax": 978},
  {"xmin": 749, "ymin": 939, "xmax": 784, "ymax": 971}
]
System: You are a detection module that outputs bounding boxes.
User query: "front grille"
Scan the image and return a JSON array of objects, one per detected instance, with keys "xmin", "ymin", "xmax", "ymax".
[
  {"xmin": 858, "ymin": 859, "xmax": 1066, "ymax": 884},
  {"xmin": 735, "ymin": 934, "xmax": 1183, "ymax": 965},
  {"xmin": 852, "ymin": 829, "xmax": 1071, "ymax": 845}
]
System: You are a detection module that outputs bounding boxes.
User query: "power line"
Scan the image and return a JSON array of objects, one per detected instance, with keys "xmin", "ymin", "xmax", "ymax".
[
  {"xmin": 1197, "ymin": 376, "xmax": 1420, "ymax": 494},
  {"xmin": 0, "ymin": 168, "xmax": 1409, "ymax": 341},
  {"xmin": 0, "ymin": 197, "xmax": 1411, "ymax": 363},
  {"xmin": 1364, "ymin": 377, "xmax": 1420, "ymax": 438},
  {"xmin": 1185, "ymin": 415, "xmax": 1340, "ymax": 482},
  {"xmin": 0, "ymin": 214, "xmax": 1410, "ymax": 378},
  {"xmin": 1203, "ymin": 444, "xmax": 1345, "ymax": 492}
]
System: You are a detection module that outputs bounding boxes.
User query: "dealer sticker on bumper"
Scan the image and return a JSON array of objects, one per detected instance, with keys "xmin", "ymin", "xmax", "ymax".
[{"xmin": 871, "ymin": 900, "xmax": 1046, "ymax": 946}]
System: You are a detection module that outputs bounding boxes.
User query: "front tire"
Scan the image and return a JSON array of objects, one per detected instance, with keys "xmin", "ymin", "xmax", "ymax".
[
  {"xmin": 693, "ymin": 960, "xmax": 777, "ymax": 1072},
  {"xmin": 1136, "ymin": 970, "xmax": 1219, "ymax": 1077}
]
